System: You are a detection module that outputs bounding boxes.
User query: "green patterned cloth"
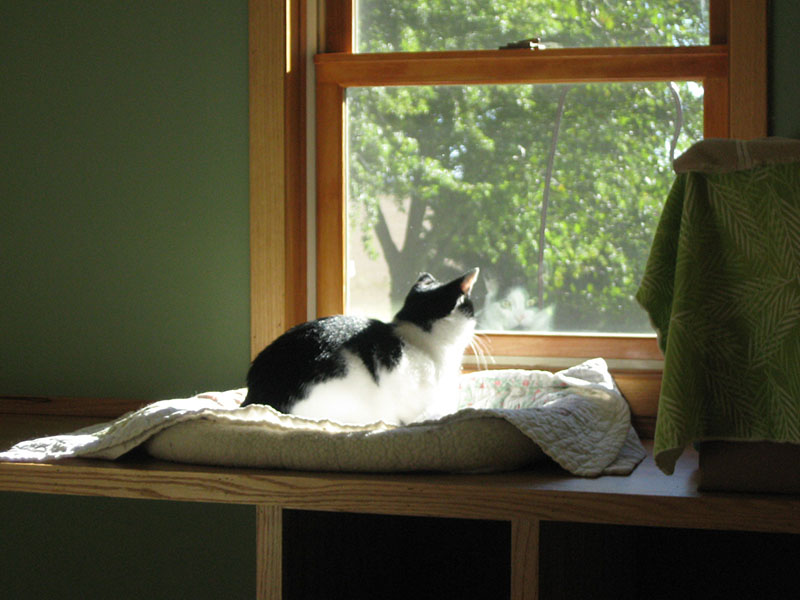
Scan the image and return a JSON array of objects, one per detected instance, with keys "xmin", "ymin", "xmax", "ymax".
[{"xmin": 636, "ymin": 138, "xmax": 800, "ymax": 474}]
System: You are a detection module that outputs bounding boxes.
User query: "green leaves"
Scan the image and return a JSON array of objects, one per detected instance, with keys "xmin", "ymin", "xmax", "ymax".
[
  {"xmin": 357, "ymin": 0, "xmax": 708, "ymax": 52},
  {"xmin": 348, "ymin": 1, "xmax": 706, "ymax": 331}
]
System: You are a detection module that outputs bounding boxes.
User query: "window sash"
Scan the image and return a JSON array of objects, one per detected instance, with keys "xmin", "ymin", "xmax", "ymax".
[
  {"xmin": 311, "ymin": 0, "xmax": 766, "ymax": 363},
  {"xmin": 317, "ymin": 46, "xmax": 728, "ymax": 87}
]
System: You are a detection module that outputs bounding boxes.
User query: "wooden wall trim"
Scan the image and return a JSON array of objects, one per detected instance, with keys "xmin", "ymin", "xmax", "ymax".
[
  {"xmin": 250, "ymin": 0, "xmax": 287, "ymax": 356},
  {"xmin": 249, "ymin": 0, "xmax": 308, "ymax": 358},
  {"xmin": 728, "ymin": 0, "xmax": 768, "ymax": 139}
]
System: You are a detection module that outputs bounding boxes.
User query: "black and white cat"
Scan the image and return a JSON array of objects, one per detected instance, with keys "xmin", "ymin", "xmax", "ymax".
[{"xmin": 242, "ymin": 268, "xmax": 479, "ymax": 425}]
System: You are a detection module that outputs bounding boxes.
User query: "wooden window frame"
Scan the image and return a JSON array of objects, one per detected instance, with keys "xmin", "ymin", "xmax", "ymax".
[{"xmin": 308, "ymin": 0, "xmax": 767, "ymax": 364}]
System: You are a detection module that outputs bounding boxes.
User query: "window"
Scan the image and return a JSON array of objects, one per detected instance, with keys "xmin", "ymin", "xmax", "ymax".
[
  {"xmin": 313, "ymin": 0, "xmax": 766, "ymax": 373},
  {"xmin": 345, "ymin": 80, "xmax": 702, "ymax": 336}
]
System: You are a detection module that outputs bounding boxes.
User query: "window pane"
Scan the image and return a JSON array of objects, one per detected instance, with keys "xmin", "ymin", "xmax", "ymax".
[
  {"xmin": 346, "ymin": 82, "xmax": 703, "ymax": 334},
  {"xmin": 355, "ymin": 0, "xmax": 709, "ymax": 52}
]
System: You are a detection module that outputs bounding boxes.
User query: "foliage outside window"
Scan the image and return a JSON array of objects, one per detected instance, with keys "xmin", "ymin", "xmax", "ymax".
[
  {"xmin": 356, "ymin": 0, "xmax": 709, "ymax": 51},
  {"xmin": 347, "ymin": 79, "xmax": 702, "ymax": 333}
]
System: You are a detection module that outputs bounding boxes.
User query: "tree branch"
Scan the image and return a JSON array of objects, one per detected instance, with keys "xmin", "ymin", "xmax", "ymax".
[
  {"xmin": 404, "ymin": 194, "xmax": 428, "ymax": 253},
  {"xmin": 374, "ymin": 203, "xmax": 400, "ymax": 266}
]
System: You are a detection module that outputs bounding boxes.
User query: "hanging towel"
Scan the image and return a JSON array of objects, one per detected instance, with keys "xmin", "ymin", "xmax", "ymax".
[{"xmin": 636, "ymin": 137, "xmax": 800, "ymax": 474}]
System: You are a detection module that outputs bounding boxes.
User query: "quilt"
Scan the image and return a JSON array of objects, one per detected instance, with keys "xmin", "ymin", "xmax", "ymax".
[{"xmin": 0, "ymin": 359, "xmax": 644, "ymax": 477}]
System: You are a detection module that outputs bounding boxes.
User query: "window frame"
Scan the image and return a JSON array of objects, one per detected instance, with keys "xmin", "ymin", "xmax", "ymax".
[{"xmin": 309, "ymin": 0, "xmax": 767, "ymax": 367}]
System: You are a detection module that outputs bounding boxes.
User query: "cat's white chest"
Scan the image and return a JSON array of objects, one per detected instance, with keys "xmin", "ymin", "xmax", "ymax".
[
  {"xmin": 290, "ymin": 351, "xmax": 446, "ymax": 425},
  {"xmin": 290, "ymin": 316, "xmax": 471, "ymax": 425}
]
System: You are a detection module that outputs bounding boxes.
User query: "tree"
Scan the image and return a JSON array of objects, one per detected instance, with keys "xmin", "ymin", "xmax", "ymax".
[{"xmin": 347, "ymin": 0, "xmax": 706, "ymax": 332}]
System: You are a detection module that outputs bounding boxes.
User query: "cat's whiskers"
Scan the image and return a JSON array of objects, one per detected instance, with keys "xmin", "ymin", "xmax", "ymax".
[{"xmin": 468, "ymin": 333, "xmax": 494, "ymax": 372}]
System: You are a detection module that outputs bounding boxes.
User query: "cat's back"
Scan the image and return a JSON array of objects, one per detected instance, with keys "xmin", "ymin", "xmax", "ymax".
[{"xmin": 243, "ymin": 315, "xmax": 403, "ymax": 411}]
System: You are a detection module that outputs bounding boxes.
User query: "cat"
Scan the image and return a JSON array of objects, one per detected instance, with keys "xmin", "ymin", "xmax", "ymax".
[
  {"xmin": 241, "ymin": 268, "xmax": 479, "ymax": 425},
  {"xmin": 478, "ymin": 282, "xmax": 554, "ymax": 332}
]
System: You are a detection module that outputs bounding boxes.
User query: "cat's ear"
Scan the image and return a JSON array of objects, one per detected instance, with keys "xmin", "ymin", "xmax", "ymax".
[
  {"xmin": 483, "ymin": 274, "xmax": 498, "ymax": 297},
  {"xmin": 459, "ymin": 268, "xmax": 479, "ymax": 295}
]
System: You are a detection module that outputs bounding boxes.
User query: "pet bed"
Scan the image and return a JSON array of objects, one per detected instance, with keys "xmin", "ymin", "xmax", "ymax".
[{"xmin": 0, "ymin": 359, "xmax": 645, "ymax": 477}]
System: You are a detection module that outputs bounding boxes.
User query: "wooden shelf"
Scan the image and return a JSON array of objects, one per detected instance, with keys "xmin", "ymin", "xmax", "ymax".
[{"xmin": 1, "ymin": 414, "xmax": 798, "ymax": 535}]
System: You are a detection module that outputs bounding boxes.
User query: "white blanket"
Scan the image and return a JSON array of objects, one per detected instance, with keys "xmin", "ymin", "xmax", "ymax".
[{"xmin": 0, "ymin": 359, "xmax": 645, "ymax": 476}]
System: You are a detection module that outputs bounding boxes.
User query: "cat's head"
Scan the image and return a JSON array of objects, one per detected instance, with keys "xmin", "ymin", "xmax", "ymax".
[
  {"xmin": 478, "ymin": 283, "xmax": 554, "ymax": 332},
  {"xmin": 393, "ymin": 268, "xmax": 479, "ymax": 331}
]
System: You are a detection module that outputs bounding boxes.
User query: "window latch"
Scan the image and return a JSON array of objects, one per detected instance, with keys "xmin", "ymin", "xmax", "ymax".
[{"xmin": 499, "ymin": 38, "xmax": 543, "ymax": 50}]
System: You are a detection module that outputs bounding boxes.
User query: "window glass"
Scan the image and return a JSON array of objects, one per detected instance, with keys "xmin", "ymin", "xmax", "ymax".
[
  {"xmin": 346, "ymin": 82, "xmax": 703, "ymax": 333},
  {"xmin": 355, "ymin": 0, "xmax": 709, "ymax": 52}
]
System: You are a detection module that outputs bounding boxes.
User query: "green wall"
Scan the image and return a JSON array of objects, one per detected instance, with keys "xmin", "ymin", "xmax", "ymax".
[
  {"xmin": 0, "ymin": 3, "xmax": 253, "ymax": 598},
  {"xmin": 0, "ymin": 0, "xmax": 250, "ymax": 400},
  {"xmin": 770, "ymin": 0, "xmax": 800, "ymax": 138}
]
